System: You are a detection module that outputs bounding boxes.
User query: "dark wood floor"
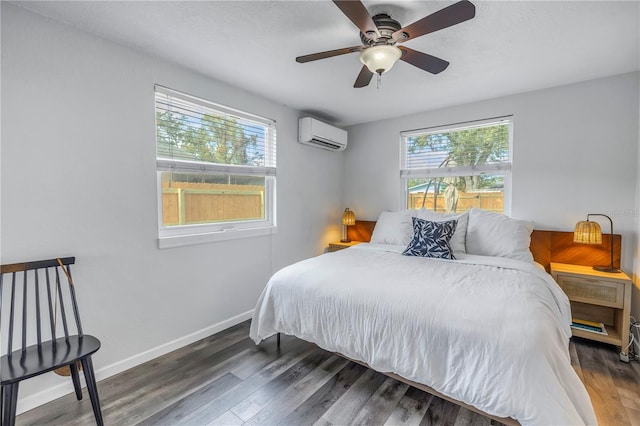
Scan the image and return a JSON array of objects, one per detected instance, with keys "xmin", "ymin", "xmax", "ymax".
[{"xmin": 16, "ymin": 320, "xmax": 640, "ymax": 425}]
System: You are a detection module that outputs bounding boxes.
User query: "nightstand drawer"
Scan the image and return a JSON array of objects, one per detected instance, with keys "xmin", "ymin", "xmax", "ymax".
[{"xmin": 555, "ymin": 273, "xmax": 624, "ymax": 308}]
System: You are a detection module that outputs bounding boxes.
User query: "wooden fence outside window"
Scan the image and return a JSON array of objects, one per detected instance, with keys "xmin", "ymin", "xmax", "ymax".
[
  {"xmin": 408, "ymin": 191, "xmax": 503, "ymax": 213},
  {"xmin": 162, "ymin": 182, "xmax": 264, "ymax": 226}
]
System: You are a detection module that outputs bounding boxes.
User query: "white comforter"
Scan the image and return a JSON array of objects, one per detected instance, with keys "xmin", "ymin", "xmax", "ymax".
[{"xmin": 250, "ymin": 244, "xmax": 596, "ymax": 425}]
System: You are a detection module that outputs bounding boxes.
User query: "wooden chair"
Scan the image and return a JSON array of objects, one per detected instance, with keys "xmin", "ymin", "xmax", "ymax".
[{"xmin": 0, "ymin": 257, "xmax": 103, "ymax": 426}]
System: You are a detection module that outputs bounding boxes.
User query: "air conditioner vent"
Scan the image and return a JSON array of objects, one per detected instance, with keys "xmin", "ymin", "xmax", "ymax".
[
  {"xmin": 310, "ymin": 138, "xmax": 342, "ymax": 150},
  {"xmin": 298, "ymin": 117, "xmax": 347, "ymax": 151}
]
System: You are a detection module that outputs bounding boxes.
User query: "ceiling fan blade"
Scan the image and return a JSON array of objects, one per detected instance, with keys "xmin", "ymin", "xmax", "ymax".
[
  {"xmin": 296, "ymin": 46, "xmax": 363, "ymax": 63},
  {"xmin": 354, "ymin": 65, "xmax": 374, "ymax": 88},
  {"xmin": 392, "ymin": 0, "xmax": 475, "ymax": 43},
  {"xmin": 333, "ymin": 0, "xmax": 380, "ymax": 41},
  {"xmin": 398, "ymin": 47, "xmax": 449, "ymax": 74}
]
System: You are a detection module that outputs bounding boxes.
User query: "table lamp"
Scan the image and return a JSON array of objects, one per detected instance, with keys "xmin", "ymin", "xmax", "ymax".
[
  {"xmin": 341, "ymin": 208, "xmax": 355, "ymax": 242},
  {"xmin": 573, "ymin": 213, "xmax": 619, "ymax": 273}
]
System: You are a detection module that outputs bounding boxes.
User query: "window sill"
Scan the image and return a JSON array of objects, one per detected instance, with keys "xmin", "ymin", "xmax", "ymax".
[{"xmin": 158, "ymin": 226, "xmax": 277, "ymax": 249}]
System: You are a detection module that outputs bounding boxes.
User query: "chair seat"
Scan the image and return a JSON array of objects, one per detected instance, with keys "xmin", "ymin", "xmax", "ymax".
[{"xmin": 1, "ymin": 335, "xmax": 101, "ymax": 385}]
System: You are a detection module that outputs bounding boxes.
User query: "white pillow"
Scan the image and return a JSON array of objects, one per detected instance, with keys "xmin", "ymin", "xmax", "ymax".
[
  {"xmin": 465, "ymin": 208, "xmax": 535, "ymax": 262},
  {"xmin": 414, "ymin": 209, "xmax": 468, "ymax": 254},
  {"xmin": 370, "ymin": 210, "xmax": 412, "ymax": 245}
]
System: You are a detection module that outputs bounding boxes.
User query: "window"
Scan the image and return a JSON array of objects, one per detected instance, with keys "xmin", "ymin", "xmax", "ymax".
[
  {"xmin": 400, "ymin": 117, "xmax": 512, "ymax": 214},
  {"xmin": 155, "ymin": 86, "xmax": 276, "ymax": 248}
]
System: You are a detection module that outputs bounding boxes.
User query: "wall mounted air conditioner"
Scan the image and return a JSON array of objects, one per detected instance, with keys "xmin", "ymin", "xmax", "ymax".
[{"xmin": 298, "ymin": 117, "xmax": 348, "ymax": 151}]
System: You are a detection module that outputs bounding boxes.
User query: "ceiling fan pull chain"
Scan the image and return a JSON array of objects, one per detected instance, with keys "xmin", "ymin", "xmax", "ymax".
[{"xmin": 377, "ymin": 73, "xmax": 381, "ymax": 89}]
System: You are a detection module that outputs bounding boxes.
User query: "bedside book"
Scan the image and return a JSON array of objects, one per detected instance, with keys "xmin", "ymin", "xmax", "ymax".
[{"xmin": 571, "ymin": 318, "xmax": 607, "ymax": 335}]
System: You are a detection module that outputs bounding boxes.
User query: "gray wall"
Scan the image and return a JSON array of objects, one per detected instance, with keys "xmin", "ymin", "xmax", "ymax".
[
  {"xmin": 344, "ymin": 72, "xmax": 640, "ymax": 314},
  {"xmin": 1, "ymin": 3, "xmax": 344, "ymax": 412}
]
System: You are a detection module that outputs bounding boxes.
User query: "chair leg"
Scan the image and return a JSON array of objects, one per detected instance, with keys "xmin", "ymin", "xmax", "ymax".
[
  {"xmin": 69, "ymin": 362, "xmax": 83, "ymax": 400},
  {"xmin": 1, "ymin": 383, "xmax": 19, "ymax": 426},
  {"xmin": 80, "ymin": 357, "xmax": 103, "ymax": 426}
]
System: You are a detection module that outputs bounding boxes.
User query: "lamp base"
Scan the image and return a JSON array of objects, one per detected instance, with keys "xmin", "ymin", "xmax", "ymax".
[
  {"xmin": 341, "ymin": 224, "xmax": 350, "ymax": 243},
  {"xmin": 593, "ymin": 265, "xmax": 620, "ymax": 273}
]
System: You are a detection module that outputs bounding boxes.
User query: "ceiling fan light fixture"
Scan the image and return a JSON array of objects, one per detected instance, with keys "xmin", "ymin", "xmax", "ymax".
[{"xmin": 360, "ymin": 45, "xmax": 402, "ymax": 75}]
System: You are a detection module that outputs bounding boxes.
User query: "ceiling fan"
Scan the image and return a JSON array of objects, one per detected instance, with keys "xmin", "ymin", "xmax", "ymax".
[{"xmin": 296, "ymin": 0, "xmax": 476, "ymax": 88}]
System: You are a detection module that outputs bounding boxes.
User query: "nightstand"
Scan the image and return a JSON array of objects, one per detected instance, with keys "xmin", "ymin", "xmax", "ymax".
[
  {"xmin": 328, "ymin": 241, "xmax": 361, "ymax": 252},
  {"xmin": 550, "ymin": 262, "xmax": 632, "ymax": 361}
]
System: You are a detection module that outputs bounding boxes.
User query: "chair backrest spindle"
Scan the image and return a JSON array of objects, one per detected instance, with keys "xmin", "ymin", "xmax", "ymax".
[
  {"xmin": 45, "ymin": 268, "xmax": 56, "ymax": 343},
  {"xmin": 22, "ymin": 270, "xmax": 28, "ymax": 352},
  {"xmin": 54, "ymin": 267, "xmax": 70, "ymax": 341},
  {"xmin": 66, "ymin": 266, "xmax": 84, "ymax": 336},
  {"xmin": 0, "ymin": 274, "xmax": 3, "ymax": 338},
  {"xmin": 54, "ymin": 268, "xmax": 69, "ymax": 339},
  {"xmin": 8, "ymin": 272, "xmax": 17, "ymax": 355},
  {"xmin": 35, "ymin": 269, "xmax": 42, "ymax": 347}
]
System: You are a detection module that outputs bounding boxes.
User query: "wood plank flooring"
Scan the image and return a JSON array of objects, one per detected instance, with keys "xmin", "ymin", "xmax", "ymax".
[{"xmin": 16, "ymin": 320, "xmax": 640, "ymax": 425}]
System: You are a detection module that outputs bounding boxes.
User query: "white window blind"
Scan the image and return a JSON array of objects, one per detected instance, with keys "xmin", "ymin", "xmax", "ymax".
[
  {"xmin": 154, "ymin": 86, "xmax": 277, "ymax": 248},
  {"xmin": 401, "ymin": 117, "xmax": 511, "ymax": 178},
  {"xmin": 155, "ymin": 86, "xmax": 276, "ymax": 174},
  {"xmin": 400, "ymin": 116, "xmax": 513, "ymax": 214}
]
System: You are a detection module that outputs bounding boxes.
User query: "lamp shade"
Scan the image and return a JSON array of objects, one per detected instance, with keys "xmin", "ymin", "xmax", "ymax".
[
  {"xmin": 360, "ymin": 45, "xmax": 402, "ymax": 74},
  {"xmin": 342, "ymin": 208, "xmax": 356, "ymax": 226},
  {"xmin": 574, "ymin": 220, "xmax": 602, "ymax": 244}
]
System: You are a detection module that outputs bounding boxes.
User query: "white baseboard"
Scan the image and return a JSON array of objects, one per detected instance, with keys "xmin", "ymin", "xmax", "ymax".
[{"xmin": 16, "ymin": 310, "xmax": 254, "ymax": 415}]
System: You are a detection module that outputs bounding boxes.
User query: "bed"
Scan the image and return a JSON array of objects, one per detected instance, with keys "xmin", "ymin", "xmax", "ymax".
[{"xmin": 250, "ymin": 208, "xmax": 599, "ymax": 425}]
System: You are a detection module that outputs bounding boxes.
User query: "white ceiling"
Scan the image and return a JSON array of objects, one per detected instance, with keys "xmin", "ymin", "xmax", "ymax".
[{"xmin": 12, "ymin": 1, "xmax": 640, "ymax": 127}]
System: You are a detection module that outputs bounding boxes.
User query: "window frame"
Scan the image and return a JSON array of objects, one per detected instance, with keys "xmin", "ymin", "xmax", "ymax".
[
  {"xmin": 399, "ymin": 116, "xmax": 513, "ymax": 214},
  {"xmin": 154, "ymin": 85, "xmax": 277, "ymax": 249}
]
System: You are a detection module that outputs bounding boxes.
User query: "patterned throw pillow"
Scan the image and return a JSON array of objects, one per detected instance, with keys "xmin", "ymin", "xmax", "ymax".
[{"xmin": 402, "ymin": 217, "xmax": 457, "ymax": 259}]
